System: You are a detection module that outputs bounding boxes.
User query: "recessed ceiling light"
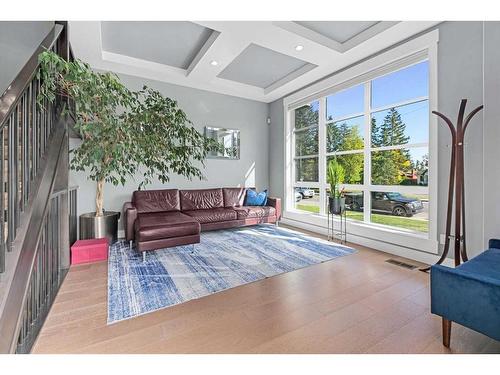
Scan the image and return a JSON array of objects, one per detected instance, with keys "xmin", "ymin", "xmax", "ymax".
[
  {"xmin": 210, "ymin": 60, "xmax": 218, "ymax": 66},
  {"xmin": 295, "ymin": 45, "xmax": 304, "ymax": 51}
]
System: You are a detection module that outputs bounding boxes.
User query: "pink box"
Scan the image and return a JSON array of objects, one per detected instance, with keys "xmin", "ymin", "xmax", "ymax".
[{"xmin": 71, "ymin": 238, "xmax": 109, "ymax": 265}]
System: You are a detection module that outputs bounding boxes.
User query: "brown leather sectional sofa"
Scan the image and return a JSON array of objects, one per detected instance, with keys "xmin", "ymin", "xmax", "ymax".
[{"xmin": 123, "ymin": 187, "xmax": 281, "ymax": 254}]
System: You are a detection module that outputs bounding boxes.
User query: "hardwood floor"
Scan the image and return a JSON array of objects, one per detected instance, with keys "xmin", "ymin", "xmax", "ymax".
[{"xmin": 32, "ymin": 226, "xmax": 500, "ymax": 354}]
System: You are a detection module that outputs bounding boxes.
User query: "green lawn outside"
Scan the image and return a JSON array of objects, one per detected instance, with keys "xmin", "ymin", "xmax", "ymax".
[{"xmin": 295, "ymin": 204, "xmax": 428, "ymax": 233}]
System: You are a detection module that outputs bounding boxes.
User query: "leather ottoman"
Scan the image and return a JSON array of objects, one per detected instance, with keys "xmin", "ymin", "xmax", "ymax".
[{"xmin": 134, "ymin": 211, "xmax": 201, "ymax": 260}]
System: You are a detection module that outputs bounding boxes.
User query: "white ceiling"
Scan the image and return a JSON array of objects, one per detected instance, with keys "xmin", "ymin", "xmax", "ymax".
[
  {"xmin": 69, "ymin": 21, "xmax": 440, "ymax": 103},
  {"xmin": 101, "ymin": 21, "xmax": 215, "ymax": 70},
  {"xmin": 217, "ymin": 43, "xmax": 316, "ymax": 89}
]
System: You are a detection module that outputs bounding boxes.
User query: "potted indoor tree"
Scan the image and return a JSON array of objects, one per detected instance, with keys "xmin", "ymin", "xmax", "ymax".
[
  {"xmin": 327, "ymin": 157, "xmax": 345, "ymax": 215},
  {"xmin": 37, "ymin": 51, "xmax": 220, "ymax": 243}
]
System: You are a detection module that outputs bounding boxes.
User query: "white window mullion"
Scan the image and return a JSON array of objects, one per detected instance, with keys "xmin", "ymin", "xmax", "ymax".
[
  {"xmin": 285, "ymin": 109, "xmax": 295, "ymax": 212},
  {"xmin": 318, "ymin": 97, "xmax": 327, "ymax": 215},
  {"xmin": 363, "ymin": 81, "xmax": 372, "ymax": 223}
]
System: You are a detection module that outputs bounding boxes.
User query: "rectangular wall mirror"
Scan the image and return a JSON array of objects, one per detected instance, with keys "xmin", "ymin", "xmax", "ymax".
[{"xmin": 205, "ymin": 126, "xmax": 240, "ymax": 159}]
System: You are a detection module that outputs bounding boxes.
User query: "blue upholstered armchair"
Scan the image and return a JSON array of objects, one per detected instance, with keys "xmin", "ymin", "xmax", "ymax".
[{"xmin": 431, "ymin": 239, "xmax": 500, "ymax": 347}]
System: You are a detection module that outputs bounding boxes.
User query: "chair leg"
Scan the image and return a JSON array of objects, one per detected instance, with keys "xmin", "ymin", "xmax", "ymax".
[
  {"xmin": 142, "ymin": 251, "xmax": 146, "ymax": 263},
  {"xmin": 275, "ymin": 220, "xmax": 279, "ymax": 227},
  {"xmin": 442, "ymin": 318, "xmax": 452, "ymax": 348},
  {"xmin": 129, "ymin": 240, "xmax": 133, "ymax": 250},
  {"xmin": 191, "ymin": 244, "xmax": 195, "ymax": 254}
]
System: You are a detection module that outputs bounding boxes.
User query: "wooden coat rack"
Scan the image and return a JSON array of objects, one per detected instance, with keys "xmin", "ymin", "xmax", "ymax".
[{"xmin": 421, "ymin": 99, "xmax": 483, "ymax": 272}]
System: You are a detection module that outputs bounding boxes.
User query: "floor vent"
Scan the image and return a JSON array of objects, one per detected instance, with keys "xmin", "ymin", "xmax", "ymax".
[{"xmin": 385, "ymin": 259, "xmax": 417, "ymax": 270}]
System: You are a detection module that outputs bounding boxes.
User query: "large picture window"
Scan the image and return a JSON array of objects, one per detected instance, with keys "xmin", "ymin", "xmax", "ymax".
[{"xmin": 290, "ymin": 60, "xmax": 431, "ymax": 236}]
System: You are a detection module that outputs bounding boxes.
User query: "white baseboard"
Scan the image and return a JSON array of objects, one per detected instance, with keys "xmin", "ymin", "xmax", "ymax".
[{"xmin": 281, "ymin": 217, "xmax": 454, "ymax": 268}]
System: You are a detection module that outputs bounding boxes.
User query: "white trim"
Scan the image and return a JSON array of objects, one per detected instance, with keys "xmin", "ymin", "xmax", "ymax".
[
  {"xmin": 284, "ymin": 31, "xmax": 438, "ymax": 109},
  {"xmin": 186, "ymin": 30, "xmax": 221, "ymax": 76},
  {"xmin": 371, "ymin": 96, "xmax": 429, "ymax": 114},
  {"xmin": 326, "ymin": 149, "xmax": 364, "ymax": 157},
  {"xmin": 363, "ymin": 80, "xmax": 372, "ymax": 223},
  {"xmin": 293, "ymin": 124, "xmax": 318, "ymax": 133},
  {"xmin": 427, "ymin": 34, "xmax": 439, "ymax": 249},
  {"xmin": 370, "ymin": 143, "xmax": 429, "ymax": 152},
  {"xmin": 284, "ymin": 29, "xmax": 439, "ymax": 254},
  {"xmin": 273, "ymin": 21, "xmax": 400, "ymax": 54},
  {"xmin": 294, "ymin": 154, "xmax": 319, "ymax": 160},
  {"xmin": 326, "ymin": 112, "xmax": 365, "ymax": 125},
  {"xmin": 281, "ymin": 217, "xmax": 447, "ymax": 266},
  {"xmin": 264, "ymin": 63, "xmax": 318, "ymax": 94},
  {"xmin": 281, "ymin": 211, "xmax": 438, "ymax": 254},
  {"xmin": 318, "ymin": 96, "xmax": 327, "ymax": 215}
]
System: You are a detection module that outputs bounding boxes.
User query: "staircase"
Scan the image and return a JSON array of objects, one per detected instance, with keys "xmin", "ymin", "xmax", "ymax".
[{"xmin": 0, "ymin": 21, "xmax": 76, "ymax": 353}]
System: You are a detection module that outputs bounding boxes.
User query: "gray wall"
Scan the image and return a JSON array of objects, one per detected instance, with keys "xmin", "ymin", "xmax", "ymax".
[
  {"xmin": 483, "ymin": 22, "xmax": 500, "ymax": 248},
  {"xmin": 269, "ymin": 21, "xmax": 498, "ymax": 258},
  {"xmin": 69, "ymin": 73, "xmax": 269, "ymax": 229},
  {"xmin": 0, "ymin": 21, "xmax": 54, "ymax": 95},
  {"xmin": 437, "ymin": 21, "xmax": 484, "ymax": 257}
]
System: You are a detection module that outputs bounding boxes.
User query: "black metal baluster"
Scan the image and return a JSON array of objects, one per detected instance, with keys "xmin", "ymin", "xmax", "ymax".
[
  {"xmin": 13, "ymin": 105, "xmax": 19, "ymax": 231},
  {"xmin": 0, "ymin": 125, "xmax": 4, "ymax": 273},
  {"xmin": 7, "ymin": 113, "xmax": 16, "ymax": 249},
  {"xmin": 20, "ymin": 95, "xmax": 26, "ymax": 212}
]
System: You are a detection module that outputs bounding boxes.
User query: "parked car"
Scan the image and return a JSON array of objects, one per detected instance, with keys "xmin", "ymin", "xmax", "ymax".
[
  {"xmin": 344, "ymin": 192, "xmax": 423, "ymax": 217},
  {"xmin": 295, "ymin": 191, "xmax": 303, "ymax": 202},
  {"xmin": 295, "ymin": 187, "xmax": 315, "ymax": 199}
]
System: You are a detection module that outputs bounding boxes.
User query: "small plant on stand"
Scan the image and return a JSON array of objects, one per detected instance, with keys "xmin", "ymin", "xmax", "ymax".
[{"xmin": 327, "ymin": 157, "xmax": 345, "ymax": 215}]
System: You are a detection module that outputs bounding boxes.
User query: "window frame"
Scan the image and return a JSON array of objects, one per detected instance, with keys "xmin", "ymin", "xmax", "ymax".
[{"xmin": 284, "ymin": 30, "xmax": 439, "ymax": 254}]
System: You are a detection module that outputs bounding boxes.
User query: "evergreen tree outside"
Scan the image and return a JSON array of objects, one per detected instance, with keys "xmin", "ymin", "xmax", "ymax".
[
  {"xmin": 295, "ymin": 104, "xmax": 319, "ymax": 181},
  {"xmin": 371, "ymin": 108, "xmax": 412, "ymax": 185},
  {"xmin": 326, "ymin": 118, "xmax": 364, "ymax": 184}
]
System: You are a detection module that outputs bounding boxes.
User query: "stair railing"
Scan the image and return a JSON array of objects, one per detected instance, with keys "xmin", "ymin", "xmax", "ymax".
[{"xmin": 0, "ymin": 21, "xmax": 72, "ymax": 353}]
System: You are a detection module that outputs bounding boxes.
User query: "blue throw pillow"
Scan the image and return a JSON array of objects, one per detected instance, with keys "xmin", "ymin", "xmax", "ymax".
[{"xmin": 245, "ymin": 189, "xmax": 268, "ymax": 206}]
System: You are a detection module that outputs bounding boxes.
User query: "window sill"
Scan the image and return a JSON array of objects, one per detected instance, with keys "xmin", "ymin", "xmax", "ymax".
[{"xmin": 283, "ymin": 209, "xmax": 438, "ymax": 254}]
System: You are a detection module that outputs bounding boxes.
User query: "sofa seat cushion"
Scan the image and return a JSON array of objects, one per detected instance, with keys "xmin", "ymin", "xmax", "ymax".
[
  {"xmin": 183, "ymin": 208, "xmax": 237, "ymax": 224},
  {"xmin": 458, "ymin": 249, "xmax": 500, "ymax": 280},
  {"xmin": 233, "ymin": 206, "xmax": 276, "ymax": 219},
  {"xmin": 135, "ymin": 212, "xmax": 200, "ymax": 242}
]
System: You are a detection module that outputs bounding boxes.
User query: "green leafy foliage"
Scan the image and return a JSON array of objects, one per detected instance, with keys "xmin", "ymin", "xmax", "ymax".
[
  {"xmin": 37, "ymin": 50, "xmax": 221, "ymax": 215},
  {"xmin": 327, "ymin": 157, "xmax": 345, "ymax": 198}
]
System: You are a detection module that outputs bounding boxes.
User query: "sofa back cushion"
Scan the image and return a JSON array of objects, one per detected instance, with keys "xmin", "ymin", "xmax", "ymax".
[
  {"xmin": 222, "ymin": 187, "xmax": 247, "ymax": 208},
  {"xmin": 180, "ymin": 188, "xmax": 224, "ymax": 211},
  {"xmin": 133, "ymin": 189, "xmax": 180, "ymax": 213}
]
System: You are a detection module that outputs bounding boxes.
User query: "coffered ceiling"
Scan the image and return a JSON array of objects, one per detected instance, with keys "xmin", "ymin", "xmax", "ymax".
[{"xmin": 69, "ymin": 21, "xmax": 440, "ymax": 103}]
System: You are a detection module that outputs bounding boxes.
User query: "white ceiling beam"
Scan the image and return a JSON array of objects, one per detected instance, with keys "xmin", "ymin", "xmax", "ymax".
[
  {"xmin": 69, "ymin": 21, "xmax": 442, "ymax": 103},
  {"xmin": 272, "ymin": 21, "xmax": 344, "ymax": 52},
  {"xmin": 341, "ymin": 21, "xmax": 400, "ymax": 51},
  {"xmin": 186, "ymin": 30, "xmax": 220, "ymax": 76},
  {"xmin": 264, "ymin": 63, "xmax": 317, "ymax": 94}
]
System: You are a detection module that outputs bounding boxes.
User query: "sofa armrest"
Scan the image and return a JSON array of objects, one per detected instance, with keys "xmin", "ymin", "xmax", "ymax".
[
  {"xmin": 431, "ymin": 264, "xmax": 500, "ymax": 340},
  {"xmin": 267, "ymin": 197, "xmax": 281, "ymax": 220},
  {"xmin": 489, "ymin": 238, "xmax": 500, "ymax": 249},
  {"xmin": 123, "ymin": 202, "xmax": 137, "ymax": 241}
]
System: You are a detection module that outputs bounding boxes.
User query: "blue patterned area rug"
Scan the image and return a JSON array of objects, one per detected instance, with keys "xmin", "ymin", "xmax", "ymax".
[{"xmin": 107, "ymin": 224, "xmax": 355, "ymax": 323}]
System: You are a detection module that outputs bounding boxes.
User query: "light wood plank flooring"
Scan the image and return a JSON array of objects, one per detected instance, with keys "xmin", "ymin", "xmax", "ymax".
[{"xmin": 32, "ymin": 226, "xmax": 500, "ymax": 354}]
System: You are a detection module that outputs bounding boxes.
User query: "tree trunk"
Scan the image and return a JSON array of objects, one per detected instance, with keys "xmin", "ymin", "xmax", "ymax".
[{"xmin": 95, "ymin": 178, "xmax": 104, "ymax": 217}]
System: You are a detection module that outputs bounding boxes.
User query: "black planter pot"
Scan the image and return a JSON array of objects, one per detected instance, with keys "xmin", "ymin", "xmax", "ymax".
[
  {"xmin": 79, "ymin": 211, "xmax": 120, "ymax": 244},
  {"xmin": 328, "ymin": 197, "xmax": 345, "ymax": 215}
]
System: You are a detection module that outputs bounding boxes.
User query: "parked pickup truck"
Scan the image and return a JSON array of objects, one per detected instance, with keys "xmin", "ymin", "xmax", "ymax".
[{"xmin": 344, "ymin": 192, "xmax": 424, "ymax": 217}]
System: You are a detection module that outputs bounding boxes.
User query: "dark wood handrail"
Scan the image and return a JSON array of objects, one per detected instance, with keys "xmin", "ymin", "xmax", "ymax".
[
  {"xmin": 0, "ymin": 21, "xmax": 71, "ymax": 353},
  {"xmin": 0, "ymin": 23, "xmax": 63, "ymax": 128}
]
